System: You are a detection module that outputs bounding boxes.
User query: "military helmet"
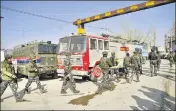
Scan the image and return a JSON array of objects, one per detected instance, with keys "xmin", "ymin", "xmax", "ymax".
[
  {"xmin": 126, "ymin": 52, "xmax": 130, "ymax": 56},
  {"xmin": 5, "ymin": 55, "xmax": 12, "ymax": 61},
  {"xmin": 65, "ymin": 52, "xmax": 71, "ymax": 56},
  {"xmin": 102, "ymin": 51, "xmax": 108, "ymax": 55},
  {"xmin": 111, "ymin": 52, "xmax": 115, "ymax": 55},
  {"xmin": 29, "ymin": 55, "xmax": 36, "ymax": 60}
]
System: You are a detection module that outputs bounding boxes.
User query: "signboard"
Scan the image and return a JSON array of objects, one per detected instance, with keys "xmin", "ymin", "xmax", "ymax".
[{"xmin": 120, "ymin": 47, "xmax": 129, "ymax": 51}]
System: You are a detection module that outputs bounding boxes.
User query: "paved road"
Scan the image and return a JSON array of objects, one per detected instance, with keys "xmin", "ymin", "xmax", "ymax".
[{"xmin": 1, "ymin": 60, "xmax": 175, "ymax": 110}]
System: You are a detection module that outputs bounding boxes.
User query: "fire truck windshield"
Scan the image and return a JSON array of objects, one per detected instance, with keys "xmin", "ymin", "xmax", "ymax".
[
  {"xmin": 38, "ymin": 44, "xmax": 57, "ymax": 54},
  {"xmin": 70, "ymin": 36, "xmax": 86, "ymax": 53}
]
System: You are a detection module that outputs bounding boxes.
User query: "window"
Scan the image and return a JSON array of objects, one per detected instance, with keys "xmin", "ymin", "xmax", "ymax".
[
  {"xmin": 104, "ymin": 41, "xmax": 109, "ymax": 50},
  {"xmin": 98, "ymin": 40, "xmax": 103, "ymax": 50},
  {"xmin": 70, "ymin": 36, "xmax": 86, "ymax": 53},
  {"xmin": 90, "ymin": 39, "xmax": 97, "ymax": 50}
]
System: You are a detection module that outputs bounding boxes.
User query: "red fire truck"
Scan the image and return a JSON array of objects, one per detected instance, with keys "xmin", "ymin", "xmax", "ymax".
[{"xmin": 57, "ymin": 34, "xmax": 144, "ymax": 81}]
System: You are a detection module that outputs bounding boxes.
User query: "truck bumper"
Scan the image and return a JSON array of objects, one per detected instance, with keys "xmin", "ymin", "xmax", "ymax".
[{"xmin": 57, "ymin": 69, "xmax": 88, "ymax": 76}]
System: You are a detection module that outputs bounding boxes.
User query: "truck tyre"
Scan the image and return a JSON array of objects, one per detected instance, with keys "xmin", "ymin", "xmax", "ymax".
[
  {"xmin": 89, "ymin": 65, "xmax": 103, "ymax": 82},
  {"xmin": 82, "ymin": 76, "xmax": 88, "ymax": 81}
]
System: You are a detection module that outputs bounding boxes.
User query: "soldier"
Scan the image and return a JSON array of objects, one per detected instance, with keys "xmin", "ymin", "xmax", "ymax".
[
  {"xmin": 95, "ymin": 51, "xmax": 113, "ymax": 94},
  {"xmin": 174, "ymin": 50, "xmax": 176, "ymax": 63},
  {"xmin": 1, "ymin": 55, "xmax": 24, "ymax": 102},
  {"xmin": 109, "ymin": 52, "xmax": 118, "ymax": 66},
  {"xmin": 109, "ymin": 52, "xmax": 119, "ymax": 81},
  {"xmin": 130, "ymin": 51, "xmax": 140, "ymax": 83},
  {"xmin": 167, "ymin": 51, "xmax": 174, "ymax": 68},
  {"xmin": 24, "ymin": 55, "xmax": 47, "ymax": 94},
  {"xmin": 60, "ymin": 52, "xmax": 80, "ymax": 94},
  {"xmin": 156, "ymin": 50, "xmax": 161, "ymax": 71},
  {"xmin": 138, "ymin": 49, "xmax": 143, "ymax": 75},
  {"xmin": 148, "ymin": 48, "xmax": 158, "ymax": 76},
  {"xmin": 123, "ymin": 52, "xmax": 131, "ymax": 79}
]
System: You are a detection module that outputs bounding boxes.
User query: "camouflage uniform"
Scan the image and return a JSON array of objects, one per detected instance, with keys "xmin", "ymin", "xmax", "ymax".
[
  {"xmin": 109, "ymin": 52, "xmax": 119, "ymax": 80},
  {"xmin": 61, "ymin": 52, "xmax": 80, "ymax": 94},
  {"xmin": 138, "ymin": 50, "xmax": 143, "ymax": 75},
  {"xmin": 156, "ymin": 51, "xmax": 161, "ymax": 71},
  {"xmin": 167, "ymin": 51, "xmax": 174, "ymax": 68},
  {"xmin": 96, "ymin": 51, "xmax": 113, "ymax": 94},
  {"xmin": 123, "ymin": 53, "xmax": 131, "ymax": 79},
  {"xmin": 24, "ymin": 55, "xmax": 47, "ymax": 94},
  {"xmin": 1, "ymin": 55, "xmax": 24, "ymax": 102},
  {"xmin": 148, "ymin": 49, "xmax": 158, "ymax": 76},
  {"xmin": 130, "ymin": 51, "xmax": 140, "ymax": 82}
]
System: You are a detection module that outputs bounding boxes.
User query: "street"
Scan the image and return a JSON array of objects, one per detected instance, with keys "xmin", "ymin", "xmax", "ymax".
[{"xmin": 1, "ymin": 59, "xmax": 175, "ymax": 110}]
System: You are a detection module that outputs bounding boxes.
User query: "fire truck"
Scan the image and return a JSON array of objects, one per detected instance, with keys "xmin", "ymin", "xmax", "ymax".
[
  {"xmin": 12, "ymin": 41, "xmax": 58, "ymax": 79},
  {"xmin": 57, "ymin": 34, "xmax": 145, "ymax": 80},
  {"xmin": 57, "ymin": 0, "xmax": 174, "ymax": 81}
]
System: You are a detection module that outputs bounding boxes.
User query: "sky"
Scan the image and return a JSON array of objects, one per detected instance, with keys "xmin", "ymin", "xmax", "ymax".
[{"xmin": 1, "ymin": 1, "xmax": 175, "ymax": 49}]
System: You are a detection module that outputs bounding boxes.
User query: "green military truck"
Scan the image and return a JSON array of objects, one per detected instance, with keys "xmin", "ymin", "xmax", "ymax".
[{"xmin": 12, "ymin": 41, "xmax": 58, "ymax": 79}]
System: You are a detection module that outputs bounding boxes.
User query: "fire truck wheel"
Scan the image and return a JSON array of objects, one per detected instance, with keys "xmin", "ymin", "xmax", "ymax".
[{"xmin": 82, "ymin": 76, "xmax": 88, "ymax": 81}]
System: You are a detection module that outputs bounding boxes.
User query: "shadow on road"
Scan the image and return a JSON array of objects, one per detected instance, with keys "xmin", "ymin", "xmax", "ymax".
[
  {"xmin": 161, "ymin": 70, "xmax": 175, "ymax": 74},
  {"xmin": 157, "ymin": 73, "xmax": 175, "ymax": 81},
  {"xmin": 131, "ymin": 86, "xmax": 175, "ymax": 110},
  {"xmin": 130, "ymin": 95, "xmax": 160, "ymax": 110}
]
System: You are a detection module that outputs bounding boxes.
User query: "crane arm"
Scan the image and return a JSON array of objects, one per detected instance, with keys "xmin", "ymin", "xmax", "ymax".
[{"xmin": 73, "ymin": 0, "xmax": 175, "ymax": 34}]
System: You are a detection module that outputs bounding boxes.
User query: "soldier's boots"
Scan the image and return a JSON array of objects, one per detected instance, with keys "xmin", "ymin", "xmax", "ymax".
[
  {"xmin": 60, "ymin": 89, "xmax": 67, "ymax": 94},
  {"xmin": 136, "ymin": 79, "xmax": 140, "ymax": 82},
  {"xmin": 72, "ymin": 89, "xmax": 80, "ymax": 94},
  {"xmin": 40, "ymin": 88, "xmax": 47, "ymax": 94},
  {"xmin": 25, "ymin": 88, "xmax": 31, "ymax": 94},
  {"xmin": 16, "ymin": 98, "xmax": 25, "ymax": 102}
]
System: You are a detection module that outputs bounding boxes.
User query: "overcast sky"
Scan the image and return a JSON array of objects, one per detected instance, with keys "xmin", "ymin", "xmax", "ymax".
[{"xmin": 1, "ymin": 1, "xmax": 175, "ymax": 49}]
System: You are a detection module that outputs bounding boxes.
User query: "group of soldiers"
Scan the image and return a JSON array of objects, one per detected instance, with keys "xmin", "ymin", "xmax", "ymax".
[
  {"xmin": 1, "ymin": 48, "xmax": 175, "ymax": 102},
  {"xmin": 1, "ymin": 55, "xmax": 47, "ymax": 102}
]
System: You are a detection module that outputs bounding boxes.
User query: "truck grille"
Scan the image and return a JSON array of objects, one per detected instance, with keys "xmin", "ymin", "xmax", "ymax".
[{"xmin": 47, "ymin": 57, "xmax": 56, "ymax": 65}]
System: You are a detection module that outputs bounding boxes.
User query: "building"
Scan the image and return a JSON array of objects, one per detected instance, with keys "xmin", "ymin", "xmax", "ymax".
[{"xmin": 165, "ymin": 21, "xmax": 176, "ymax": 52}]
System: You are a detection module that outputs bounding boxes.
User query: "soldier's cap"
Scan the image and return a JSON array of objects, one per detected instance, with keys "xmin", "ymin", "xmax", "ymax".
[
  {"xmin": 65, "ymin": 52, "xmax": 71, "ymax": 56},
  {"xmin": 102, "ymin": 51, "xmax": 108, "ymax": 55}
]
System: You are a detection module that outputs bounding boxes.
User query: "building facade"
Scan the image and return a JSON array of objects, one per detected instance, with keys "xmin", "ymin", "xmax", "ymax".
[{"xmin": 165, "ymin": 21, "xmax": 176, "ymax": 52}]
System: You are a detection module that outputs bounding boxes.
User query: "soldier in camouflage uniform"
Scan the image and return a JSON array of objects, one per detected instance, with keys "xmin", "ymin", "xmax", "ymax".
[
  {"xmin": 167, "ymin": 51, "xmax": 174, "ymax": 68},
  {"xmin": 123, "ymin": 52, "xmax": 131, "ymax": 79},
  {"xmin": 109, "ymin": 52, "xmax": 118, "ymax": 66},
  {"xmin": 138, "ymin": 49, "xmax": 143, "ymax": 75},
  {"xmin": 24, "ymin": 55, "xmax": 47, "ymax": 94},
  {"xmin": 109, "ymin": 52, "xmax": 119, "ymax": 81},
  {"xmin": 95, "ymin": 51, "xmax": 113, "ymax": 94},
  {"xmin": 1, "ymin": 55, "xmax": 24, "ymax": 102},
  {"xmin": 156, "ymin": 51, "xmax": 161, "ymax": 71},
  {"xmin": 148, "ymin": 48, "xmax": 158, "ymax": 76},
  {"xmin": 61, "ymin": 52, "xmax": 80, "ymax": 94},
  {"xmin": 130, "ymin": 51, "xmax": 140, "ymax": 83}
]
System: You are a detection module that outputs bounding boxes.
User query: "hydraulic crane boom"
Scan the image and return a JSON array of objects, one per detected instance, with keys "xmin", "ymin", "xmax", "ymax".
[{"xmin": 73, "ymin": 0, "xmax": 175, "ymax": 34}]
